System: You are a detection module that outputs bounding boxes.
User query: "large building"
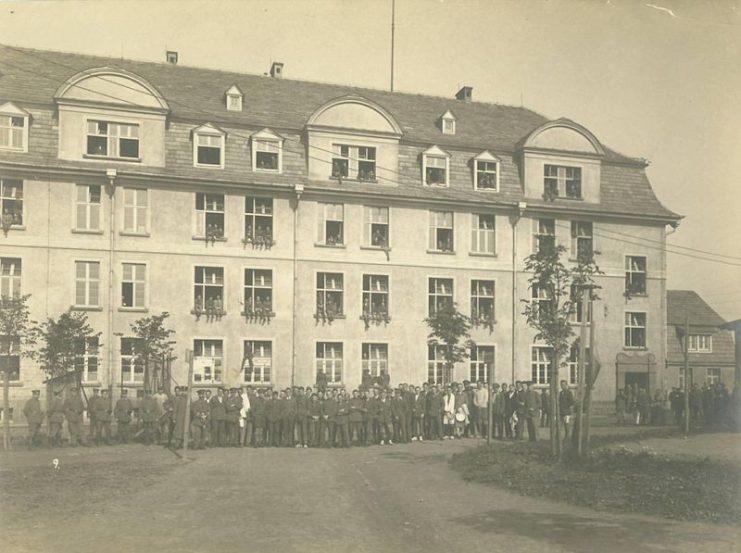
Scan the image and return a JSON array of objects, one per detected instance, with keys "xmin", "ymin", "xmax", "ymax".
[{"xmin": 0, "ymin": 44, "xmax": 681, "ymax": 422}]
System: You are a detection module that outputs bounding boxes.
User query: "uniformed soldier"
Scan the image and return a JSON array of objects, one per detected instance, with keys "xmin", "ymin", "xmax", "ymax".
[
  {"xmin": 282, "ymin": 388, "xmax": 297, "ymax": 447},
  {"xmin": 427, "ymin": 386, "xmax": 443, "ymax": 440},
  {"xmin": 295, "ymin": 387, "xmax": 309, "ymax": 448},
  {"xmin": 377, "ymin": 390, "xmax": 394, "ymax": 445},
  {"xmin": 210, "ymin": 387, "xmax": 227, "ymax": 447},
  {"xmin": 364, "ymin": 388, "xmax": 380, "ymax": 445},
  {"xmin": 348, "ymin": 389, "xmax": 365, "ymax": 445},
  {"xmin": 114, "ymin": 389, "xmax": 133, "ymax": 444},
  {"xmin": 412, "ymin": 386, "xmax": 426, "ymax": 441},
  {"xmin": 88, "ymin": 388, "xmax": 100, "ymax": 441},
  {"xmin": 160, "ymin": 391, "xmax": 175, "ymax": 446},
  {"xmin": 22, "ymin": 389, "xmax": 44, "ymax": 449},
  {"xmin": 93, "ymin": 389, "xmax": 113, "ymax": 445},
  {"xmin": 251, "ymin": 389, "xmax": 266, "ymax": 447},
  {"xmin": 63, "ymin": 386, "xmax": 87, "ymax": 447},
  {"xmin": 140, "ymin": 389, "xmax": 160, "ymax": 445},
  {"xmin": 172, "ymin": 386, "xmax": 188, "ymax": 449},
  {"xmin": 190, "ymin": 390, "xmax": 210, "ymax": 449},
  {"xmin": 224, "ymin": 387, "xmax": 242, "ymax": 447},
  {"xmin": 240, "ymin": 386, "xmax": 252, "ymax": 447},
  {"xmin": 265, "ymin": 390, "xmax": 282, "ymax": 446},
  {"xmin": 321, "ymin": 390, "xmax": 339, "ymax": 447},
  {"xmin": 307, "ymin": 392, "xmax": 322, "ymax": 447},
  {"xmin": 391, "ymin": 389, "xmax": 408, "ymax": 443},
  {"xmin": 335, "ymin": 390, "xmax": 351, "ymax": 447},
  {"xmin": 48, "ymin": 390, "xmax": 65, "ymax": 447}
]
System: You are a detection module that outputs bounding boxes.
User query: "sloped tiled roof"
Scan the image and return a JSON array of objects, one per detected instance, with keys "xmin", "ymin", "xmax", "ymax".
[
  {"xmin": 0, "ymin": 44, "xmax": 680, "ymax": 221},
  {"xmin": 667, "ymin": 290, "xmax": 727, "ymax": 327}
]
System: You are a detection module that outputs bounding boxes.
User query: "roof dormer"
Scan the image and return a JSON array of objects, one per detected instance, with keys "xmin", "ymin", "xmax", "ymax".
[
  {"xmin": 0, "ymin": 102, "xmax": 31, "ymax": 153},
  {"xmin": 440, "ymin": 110, "xmax": 456, "ymax": 135},
  {"xmin": 225, "ymin": 84, "xmax": 243, "ymax": 112}
]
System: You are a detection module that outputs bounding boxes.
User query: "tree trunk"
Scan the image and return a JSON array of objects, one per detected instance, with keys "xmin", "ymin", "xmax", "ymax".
[
  {"xmin": 144, "ymin": 357, "xmax": 151, "ymax": 395},
  {"xmin": 550, "ymin": 351, "xmax": 561, "ymax": 458},
  {"xmin": 3, "ymin": 367, "xmax": 10, "ymax": 451}
]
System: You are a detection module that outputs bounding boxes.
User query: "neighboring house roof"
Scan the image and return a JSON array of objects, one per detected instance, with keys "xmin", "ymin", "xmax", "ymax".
[
  {"xmin": 0, "ymin": 44, "xmax": 680, "ymax": 221},
  {"xmin": 667, "ymin": 290, "xmax": 727, "ymax": 328}
]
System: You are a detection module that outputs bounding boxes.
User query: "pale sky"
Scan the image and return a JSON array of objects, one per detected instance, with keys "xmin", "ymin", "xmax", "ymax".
[{"xmin": 1, "ymin": 0, "xmax": 740, "ymax": 319}]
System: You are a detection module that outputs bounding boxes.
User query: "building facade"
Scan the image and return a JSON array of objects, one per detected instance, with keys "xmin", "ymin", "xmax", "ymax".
[{"xmin": 0, "ymin": 45, "xmax": 681, "ymax": 423}]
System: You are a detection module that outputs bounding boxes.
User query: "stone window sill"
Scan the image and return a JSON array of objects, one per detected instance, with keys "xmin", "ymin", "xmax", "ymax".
[
  {"xmin": 118, "ymin": 307, "xmax": 149, "ymax": 313},
  {"xmin": 83, "ymin": 154, "xmax": 142, "ymax": 163},
  {"xmin": 119, "ymin": 231, "xmax": 150, "ymax": 238},
  {"xmin": 360, "ymin": 245, "xmax": 391, "ymax": 252},
  {"xmin": 427, "ymin": 249, "xmax": 456, "ymax": 255},
  {"xmin": 315, "ymin": 243, "xmax": 346, "ymax": 249},
  {"xmin": 71, "ymin": 305, "xmax": 103, "ymax": 312},
  {"xmin": 469, "ymin": 252, "xmax": 497, "ymax": 258},
  {"xmin": 72, "ymin": 228, "xmax": 104, "ymax": 235},
  {"xmin": 193, "ymin": 235, "xmax": 227, "ymax": 243}
]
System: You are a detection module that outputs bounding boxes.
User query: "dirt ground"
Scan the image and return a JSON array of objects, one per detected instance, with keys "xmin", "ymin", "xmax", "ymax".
[{"xmin": 1, "ymin": 433, "xmax": 739, "ymax": 553}]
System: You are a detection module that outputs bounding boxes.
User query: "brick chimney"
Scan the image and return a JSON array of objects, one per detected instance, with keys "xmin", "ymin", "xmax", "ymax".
[
  {"xmin": 166, "ymin": 51, "xmax": 178, "ymax": 65},
  {"xmin": 270, "ymin": 62, "xmax": 284, "ymax": 78},
  {"xmin": 455, "ymin": 86, "xmax": 473, "ymax": 102}
]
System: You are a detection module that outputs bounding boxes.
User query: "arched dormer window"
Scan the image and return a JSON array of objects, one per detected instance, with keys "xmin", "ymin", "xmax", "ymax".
[
  {"xmin": 226, "ymin": 85, "xmax": 243, "ymax": 112},
  {"xmin": 440, "ymin": 110, "xmax": 456, "ymax": 135},
  {"xmin": 473, "ymin": 150, "xmax": 500, "ymax": 191},
  {"xmin": 251, "ymin": 128, "xmax": 283, "ymax": 173},
  {"xmin": 0, "ymin": 102, "xmax": 30, "ymax": 153},
  {"xmin": 422, "ymin": 145, "xmax": 450, "ymax": 187},
  {"xmin": 192, "ymin": 123, "xmax": 226, "ymax": 168}
]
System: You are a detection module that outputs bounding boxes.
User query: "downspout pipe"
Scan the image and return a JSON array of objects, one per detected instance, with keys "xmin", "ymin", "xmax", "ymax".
[
  {"xmin": 291, "ymin": 184, "xmax": 304, "ymax": 387},
  {"xmin": 105, "ymin": 169, "xmax": 117, "ymax": 396},
  {"xmin": 511, "ymin": 201, "xmax": 527, "ymax": 384}
]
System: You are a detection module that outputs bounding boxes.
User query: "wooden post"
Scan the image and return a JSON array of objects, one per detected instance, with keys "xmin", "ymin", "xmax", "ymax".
[
  {"xmin": 182, "ymin": 350, "xmax": 194, "ymax": 454},
  {"xmin": 576, "ymin": 287, "xmax": 588, "ymax": 457},
  {"xmin": 683, "ymin": 317, "xmax": 690, "ymax": 434}
]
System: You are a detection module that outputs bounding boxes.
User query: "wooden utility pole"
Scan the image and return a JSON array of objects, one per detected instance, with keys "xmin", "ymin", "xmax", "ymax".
[
  {"xmin": 182, "ymin": 349, "xmax": 194, "ymax": 454},
  {"xmin": 576, "ymin": 287, "xmax": 588, "ymax": 457},
  {"xmin": 683, "ymin": 317, "xmax": 690, "ymax": 434}
]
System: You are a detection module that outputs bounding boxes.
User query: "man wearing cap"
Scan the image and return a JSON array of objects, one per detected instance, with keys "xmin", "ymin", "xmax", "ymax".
[
  {"xmin": 282, "ymin": 387, "xmax": 297, "ymax": 447},
  {"xmin": 191, "ymin": 390, "xmax": 210, "ymax": 450},
  {"xmin": 23, "ymin": 389, "xmax": 44, "ymax": 449},
  {"xmin": 172, "ymin": 386, "xmax": 189, "ymax": 449},
  {"xmin": 152, "ymin": 387, "xmax": 168, "ymax": 443},
  {"xmin": 525, "ymin": 381, "xmax": 540, "ymax": 442},
  {"xmin": 93, "ymin": 389, "xmax": 113, "ymax": 445},
  {"xmin": 88, "ymin": 388, "xmax": 100, "ymax": 441},
  {"xmin": 239, "ymin": 386, "xmax": 252, "ymax": 447},
  {"xmin": 63, "ymin": 386, "xmax": 87, "ymax": 447},
  {"xmin": 295, "ymin": 387, "xmax": 309, "ymax": 448},
  {"xmin": 140, "ymin": 389, "xmax": 160, "ymax": 445},
  {"xmin": 265, "ymin": 390, "xmax": 282, "ymax": 447},
  {"xmin": 48, "ymin": 390, "xmax": 65, "ymax": 447},
  {"xmin": 210, "ymin": 387, "xmax": 227, "ymax": 447},
  {"xmin": 160, "ymin": 389, "xmax": 175, "ymax": 446},
  {"xmin": 114, "ymin": 389, "xmax": 134, "ymax": 444},
  {"xmin": 225, "ymin": 387, "xmax": 242, "ymax": 447}
]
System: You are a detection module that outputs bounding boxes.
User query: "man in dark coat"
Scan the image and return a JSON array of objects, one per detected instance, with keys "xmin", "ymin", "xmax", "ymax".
[
  {"xmin": 225, "ymin": 388, "xmax": 242, "ymax": 447},
  {"xmin": 140, "ymin": 389, "xmax": 160, "ymax": 445},
  {"xmin": 210, "ymin": 387, "xmax": 227, "ymax": 447},
  {"xmin": 48, "ymin": 390, "xmax": 65, "ymax": 447},
  {"xmin": 23, "ymin": 389, "xmax": 44, "ymax": 449},
  {"xmin": 172, "ymin": 386, "xmax": 188, "ymax": 448},
  {"xmin": 63, "ymin": 386, "xmax": 87, "ymax": 447},
  {"xmin": 559, "ymin": 380, "xmax": 575, "ymax": 441},
  {"xmin": 190, "ymin": 390, "xmax": 210, "ymax": 450},
  {"xmin": 524, "ymin": 381, "xmax": 540, "ymax": 442},
  {"xmin": 114, "ymin": 389, "xmax": 133, "ymax": 444},
  {"xmin": 427, "ymin": 386, "xmax": 443, "ymax": 440},
  {"xmin": 93, "ymin": 389, "xmax": 113, "ymax": 445}
]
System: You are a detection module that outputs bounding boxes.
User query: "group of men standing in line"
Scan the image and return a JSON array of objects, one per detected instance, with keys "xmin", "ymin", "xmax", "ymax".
[{"xmin": 21, "ymin": 378, "xmax": 578, "ymax": 449}]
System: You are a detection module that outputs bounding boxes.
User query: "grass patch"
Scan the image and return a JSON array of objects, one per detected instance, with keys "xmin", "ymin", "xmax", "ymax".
[{"xmin": 451, "ymin": 439, "xmax": 741, "ymax": 525}]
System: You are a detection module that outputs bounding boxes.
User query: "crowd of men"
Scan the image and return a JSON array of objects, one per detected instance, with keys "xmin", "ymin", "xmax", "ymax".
[{"xmin": 21, "ymin": 379, "xmax": 582, "ymax": 450}]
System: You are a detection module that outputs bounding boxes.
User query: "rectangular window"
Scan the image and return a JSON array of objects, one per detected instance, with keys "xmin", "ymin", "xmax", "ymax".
[
  {"xmin": 471, "ymin": 280, "xmax": 495, "ymax": 324},
  {"xmin": 475, "ymin": 160, "xmax": 498, "ymax": 190},
  {"xmin": 569, "ymin": 284, "xmax": 592, "ymax": 324},
  {"xmin": 362, "ymin": 343, "xmax": 388, "ymax": 378},
  {"xmin": 193, "ymin": 339, "xmax": 223, "ymax": 383},
  {"xmin": 624, "ymin": 312, "xmax": 647, "ymax": 348},
  {"xmin": 544, "ymin": 164, "xmax": 581, "ymax": 199},
  {"xmin": 316, "ymin": 272, "xmax": 343, "ymax": 316},
  {"xmin": 0, "ymin": 257, "xmax": 21, "ymax": 299},
  {"xmin": 316, "ymin": 342, "xmax": 343, "ymax": 384},
  {"xmin": 428, "ymin": 277, "xmax": 453, "ymax": 316},
  {"xmin": 429, "ymin": 211, "xmax": 454, "ymax": 252},
  {"xmin": 531, "ymin": 285, "xmax": 551, "ymax": 322},
  {"xmin": 318, "ymin": 202, "xmax": 344, "ymax": 246},
  {"xmin": 571, "ymin": 221, "xmax": 593, "ymax": 259},
  {"xmin": 75, "ymin": 184, "xmax": 102, "ymax": 231},
  {"xmin": 567, "ymin": 344, "xmax": 590, "ymax": 386},
  {"xmin": 331, "ymin": 145, "xmax": 376, "ymax": 181},
  {"xmin": 244, "ymin": 197, "xmax": 273, "ymax": 245},
  {"xmin": 86, "ymin": 120, "xmax": 139, "ymax": 159},
  {"xmin": 706, "ymin": 368, "xmax": 721, "ymax": 385},
  {"xmin": 254, "ymin": 139, "xmax": 280, "ymax": 171},
  {"xmin": 625, "ymin": 256, "xmax": 647, "ymax": 296},
  {"xmin": 471, "ymin": 214, "xmax": 495, "ymax": 254},
  {"xmin": 195, "ymin": 193, "xmax": 224, "ymax": 238},
  {"xmin": 427, "ymin": 344, "xmax": 446, "ymax": 385},
  {"xmin": 75, "ymin": 261, "xmax": 100, "ymax": 307},
  {"xmin": 121, "ymin": 263, "xmax": 146, "ymax": 308},
  {"xmin": 425, "ymin": 156, "xmax": 447, "ymax": 186},
  {"xmin": 244, "ymin": 340, "xmax": 272, "ymax": 384},
  {"xmin": 470, "ymin": 345, "xmax": 494, "ymax": 382},
  {"xmin": 0, "ymin": 178, "xmax": 23, "ymax": 228},
  {"xmin": 194, "ymin": 266, "xmax": 224, "ymax": 313},
  {"xmin": 531, "ymin": 346, "xmax": 552, "ymax": 385},
  {"xmin": 0, "ymin": 407, "xmax": 15, "ymax": 422},
  {"xmin": 0, "ymin": 336, "xmax": 20, "ymax": 381},
  {"xmin": 122, "ymin": 188, "xmax": 147, "ymax": 234},
  {"xmin": 243, "ymin": 269, "xmax": 272, "ymax": 314},
  {"xmin": 120, "ymin": 337, "xmax": 144, "ymax": 384},
  {"xmin": 363, "ymin": 206, "xmax": 389, "ymax": 248},
  {"xmin": 74, "ymin": 337, "xmax": 99, "ymax": 382},
  {"xmin": 688, "ymin": 334, "xmax": 712, "ymax": 353},
  {"xmin": 362, "ymin": 274, "xmax": 389, "ymax": 318},
  {"xmin": 0, "ymin": 115, "xmax": 25, "ymax": 151},
  {"xmin": 195, "ymin": 133, "xmax": 223, "ymax": 167},
  {"xmin": 533, "ymin": 218, "xmax": 555, "ymax": 253}
]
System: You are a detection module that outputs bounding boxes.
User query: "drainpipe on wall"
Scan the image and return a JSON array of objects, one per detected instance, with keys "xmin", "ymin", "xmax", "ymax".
[
  {"xmin": 511, "ymin": 201, "xmax": 527, "ymax": 384},
  {"xmin": 105, "ymin": 169, "xmax": 117, "ymax": 395},
  {"xmin": 662, "ymin": 222, "xmax": 678, "ymax": 387},
  {"xmin": 291, "ymin": 184, "xmax": 304, "ymax": 387}
]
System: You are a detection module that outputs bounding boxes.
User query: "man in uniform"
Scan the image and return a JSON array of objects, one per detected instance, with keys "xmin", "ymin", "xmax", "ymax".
[
  {"xmin": 348, "ymin": 389, "xmax": 364, "ymax": 445},
  {"xmin": 491, "ymin": 384, "xmax": 504, "ymax": 438},
  {"xmin": 48, "ymin": 390, "xmax": 65, "ymax": 447},
  {"xmin": 427, "ymin": 385, "xmax": 443, "ymax": 440},
  {"xmin": 307, "ymin": 392, "xmax": 322, "ymax": 447},
  {"xmin": 335, "ymin": 390, "xmax": 351, "ymax": 447},
  {"xmin": 559, "ymin": 380, "xmax": 575, "ymax": 442},
  {"xmin": 114, "ymin": 389, "xmax": 133, "ymax": 444},
  {"xmin": 93, "ymin": 389, "xmax": 113, "ymax": 445},
  {"xmin": 240, "ymin": 386, "xmax": 252, "ymax": 447},
  {"xmin": 473, "ymin": 381, "xmax": 489, "ymax": 439},
  {"xmin": 364, "ymin": 387, "xmax": 379, "ymax": 445},
  {"xmin": 140, "ymin": 389, "xmax": 160, "ymax": 445},
  {"xmin": 321, "ymin": 389, "xmax": 339, "ymax": 447},
  {"xmin": 172, "ymin": 386, "xmax": 189, "ymax": 449},
  {"xmin": 190, "ymin": 390, "xmax": 210, "ymax": 450},
  {"xmin": 63, "ymin": 386, "xmax": 87, "ymax": 447},
  {"xmin": 210, "ymin": 387, "xmax": 227, "ymax": 447},
  {"xmin": 251, "ymin": 389, "xmax": 266, "ymax": 447},
  {"xmin": 295, "ymin": 387, "xmax": 309, "ymax": 448},
  {"xmin": 524, "ymin": 381, "xmax": 540, "ymax": 442},
  {"xmin": 412, "ymin": 386, "xmax": 426, "ymax": 441},
  {"xmin": 225, "ymin": 387, "xmax": 242, "ymax": 447},
  {"xmin": 377, "ymin": 389, "xmax": 394, "ymax": 445},
  {"xmin": 87, "ymin": 388, "xmax": 100, "ymax": 441},
  {"xmin": 282, "ymin": 387, "xmax": 297, "ymax": 447},
  {"xmin": 265, "ymin": 390, "xmax": 282, "ymax": 447},
  {"xmin": 160, "ymin": 390, "xmax": 175, "ymax": 446},
  {"xmin": 23, "ymin": 389, "xmax": 44, "ymax": 449},
  {"xmin": 152, "ymin": 387, "xmax": 169, "ymax": 443}
]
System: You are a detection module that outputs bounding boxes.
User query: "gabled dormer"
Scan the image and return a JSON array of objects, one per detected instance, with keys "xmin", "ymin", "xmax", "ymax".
[
  {"xmin": 440, "ymin": 110, "xmax": 456, "ymax": 135},
  {"xmin": 0, "ymin": 102, "xmax": 30, "ymax": 153},
  {"xmin": 251, "ymin": 128, "xmax": 283, "ymax": 173},
  {"xmin": 225, "ymin": 84, "xmax": 243, "ymax": 112},
  {"xmin": 422, "ymin": 145, "xmax": 450, "ymax": 187},
  {"xmin": 191, "ymin": 123, "xmax": 226, "ymax": 168},
  {"xmin": 473, "ymin": 150, "xmax": 500, "ymax": 191}
]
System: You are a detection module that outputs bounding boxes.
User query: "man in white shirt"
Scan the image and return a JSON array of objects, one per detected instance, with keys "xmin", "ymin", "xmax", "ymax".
[
  {"xmin": 239, "ymin": 386, "xmax": 252, "ymax": 447},
  {"xmin": 473, "ymin": 381, "xmax": 489, "ymax": 438}
]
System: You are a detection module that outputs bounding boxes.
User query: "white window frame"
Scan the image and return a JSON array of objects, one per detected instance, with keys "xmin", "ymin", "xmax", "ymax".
[
  {"xmin": 193, "ymin": 125, "xmax": 225, "ymax": 169},
  {"xmin": 625, "ymin": 255, "xmax": 648, "ymax": 296},
  {"xmin": 193, "ymin": 338, "xmax": 224, "ymax": 384},
  {"xmin": 244, "ymin": 196, "xmax": 274, "ymax": 244},
  {"xmin": 316, "ymin": 271, "xmax": 344, "ymax": 316},
  {"xmin": 331, "ymin": 144, "xmax": 377, "ymax": 182},
  {"xmin": 75, "ymin": 337, "xmax": 100, "ymax": 383},
  {"xmin": 0, "ymin": 335, "xmax": 20, "ymax": 381},
  {"xmin": 0, "ymin": 178, "xmax": 24, "ymax": 229},
  {"xmin": 193, "ymin": 265, "xmax": 225, "ymax": 313},
  {"xmin": 569, "ymin": 283, "xmax": 592, "ymax": 324},
  {"xmin": 362, "ymin": 274, "xmax": 390, "ymax": 318},
  {"xmin": 470, "ymin": 345, "xmax": 495, "ymax": 383},
  {"xmin": 251, "ymin": 129, "xmax": 283, "ymax": 173},
  {"xmin": 570, "ymin": 221, "xmax": 594, "ymax": 259},
  {"xmin": 440, "ymin": 110, "xmax": 456, "ymax": 135},
  {"xmin": 316, "ymin": 341, "xmax": 343, "ymax": 384},
  {"xmin": 74, "ymin": 260, "xmax": 101, "ymax": 308},
  {"xmin": 471, "ymin": 279, "xmax": 495, "ymax": 323},
  {"xmin": 531, "ymin": 345, "xmax": 553, "ymax": 386},
  {"xmin": 225, "ymin": 85, "xmax": 243, "ymax": 112},
  {"xmin": 429, "ymin": 210, "xmax": 454, "ymax": 252},
  {"xmin": 471, "ymin": 213, "xmax": 496, "ymax": 254},
  {"xmin": 120, "ymin": 337, "xmax": 144, "ymax": 385},
  {"xmin": 121, "ymin": 262, "xmax": 147, "ymax": 309},
  {"xmin": 706, "ymin": 368, "xmax": 721, "ymax": 385},
  {"xmin": 243, "ymin": 340, "xmax": 272, "ymax": 384},
  {"xmin": 75, "ymin": 184, "xmax": 102, "ymax": 231},
  {"xmin": 194, "ymin": 192, "xmax": 225, "ymax": 239},
  {"xmin": 428, "ymin": 277, "xmax": 454, "ymax": 317},
  {"xmin": 688, "ymin": 334, "xmax": 712, "ymax": 353},
  {"xmin": 0, "ymin": 102, "xmax": 30, "ymax": 153},
  {"xmin": 363, "ymin": 206, "xmax": 390, "ymax": 248},
  {"xmin": 473, "ymin": 151, "xmax": 500, "ymax": 191},
  {"xmin": 122, "ymin": 187, "xmax": 149, "ymax": 235},
  {"xmin": 567, "ymin": 343, "xmax": 590, "ymax": 386},
  {"xmin": 243, "ymin": 268, "xmax": 273, "ymax": 314},
  {"xmin": 544, "ymin": 164, "xmax": 582, "ymax": 199},
  {"xmin": 533, "ymin": 218, "xmax": 555, "ymax": 253},
  {"xmin": 423, "ymin": 148, "xmax": 450, "ymax": 186},
  {"xmin": 362, "ymin": 342, "xmax": 388, "ymax": 379},
  {"xmin": 624, "ymin": 311, "xmax": 647, "ymax": 349},
  {"xmin": 427, "ymin": 344, "xmax": 446, "ymax": 385},
  {"xmin": 0, "ymin": 257, "xmax": 22, "ymax": 299},
  {"xmin": 85, "ymin": 119, "xmax": 140, "ymax": 160},
  {"xmin": 317, "ymin": 202, "xmax": 344, "ymax": 246}
]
